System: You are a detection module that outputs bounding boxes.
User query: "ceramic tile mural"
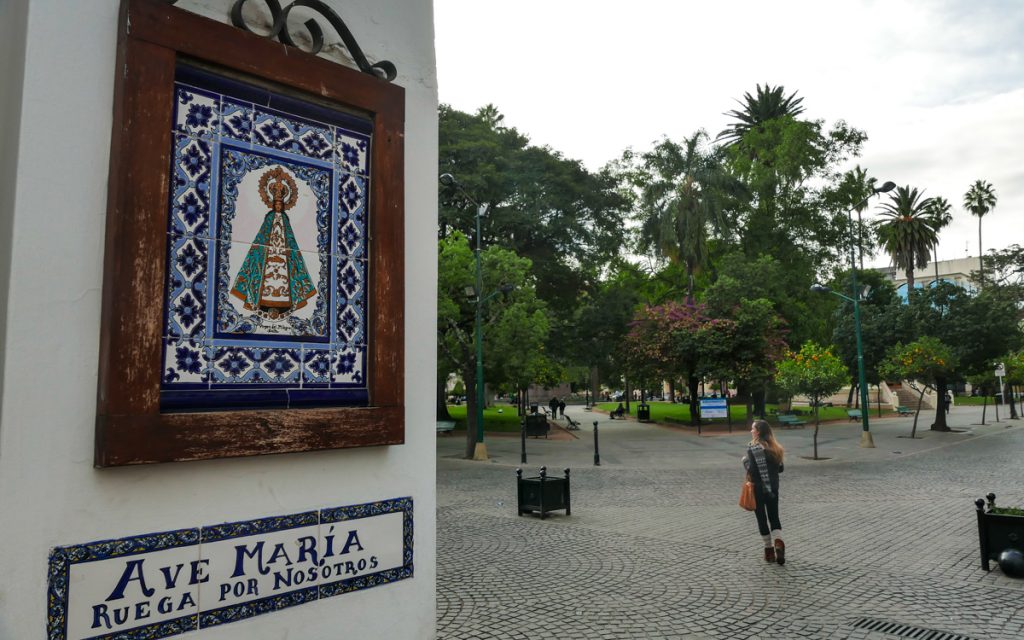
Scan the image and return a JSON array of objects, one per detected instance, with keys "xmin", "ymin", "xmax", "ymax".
[
  {"xmin": 47, "ymin": 498, "xmax": 413, "ymax": 640},
  {"xmin": 162, "ymin": 66, "xmax": 371, "ymax": 411}
]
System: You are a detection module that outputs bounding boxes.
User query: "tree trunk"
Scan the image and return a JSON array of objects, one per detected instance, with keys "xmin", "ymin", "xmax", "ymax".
[
  {"xmin": 688, "ymin": 375, "xmax": 700, "ymax": 426},
  {"xmin": 1009, "ymin": 384, "xmax": 1019, "ymax": 419},
  {"xmin": 437, "ymin": 375, "xmax": 452, "ymax": 420},
  {"xmin": 724, "ymin": 379, "xmax": 732, "ymax": 431},
  {"xmin": 876, "ymin": 385, "xmax": 882, "ymax": 418},
  {"xmin": 978, "ymin": 217, "xmax": 984, "ymax": 281},
  {"xmin": 669, "ymin": 379, "xmax": 676, "ymax": 403},
  {"xmin": 624, "ymin": 377, "xmax": 632, "ymax": 414},
  {"xmin": 812, "ymin": 403, "xmax": 820, "ymax": 460},
  {"xmin": 980, "ymin": 395, "xmax": 987, "ymax": 425},
  {"xmin": 930, "ymin": 377, "xmax": 950, "ymax": 431},
  {"xmin": 590, "ymin": 366, "xmax": 600, "ymax": 407},
  {"xmin": 906, "ymin": 267, "xmax": 915, "ymax": 294},
  {"xmin": 846, "ymin": 383, "xmax": 856, "ymax": 407},
  {"xmin": 911, "ymin": 387, "xmax": 926, "ymax": 438}
]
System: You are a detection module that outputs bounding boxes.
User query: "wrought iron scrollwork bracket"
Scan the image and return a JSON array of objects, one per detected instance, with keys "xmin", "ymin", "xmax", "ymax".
[{"xmin": 165, "ymin": 0, "xmax": 397, "ymax": 82}]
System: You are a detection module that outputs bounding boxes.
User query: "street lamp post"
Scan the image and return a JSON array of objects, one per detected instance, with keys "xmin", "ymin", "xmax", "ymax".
[
  {"xmin": 440, "ymin": 173, "xmax": 502, "ymax": 461},
  {"xmin": 813, "ymin": 180, "xmax": 896, "ymax": 449}
]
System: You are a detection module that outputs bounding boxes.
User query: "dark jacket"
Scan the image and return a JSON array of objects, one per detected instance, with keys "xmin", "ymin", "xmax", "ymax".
[{"xmin": 743, "ymin": 446, "xmax": 784, "ymax": 496}]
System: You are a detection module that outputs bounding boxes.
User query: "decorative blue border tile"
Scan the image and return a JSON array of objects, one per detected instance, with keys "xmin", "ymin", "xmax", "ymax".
[
  {"xmin": 168, "ymin": 135, "xmax": 212, "ymax": 238},
  {"xmin": 253, "ymin": 107, "xmax": 334, "ymax": 161},
  {"xmin": 173, "ymin": 85, "xmax": 219, "ymax": 140},
  {"xmin": 165, "ymin": 234, "xmax": 209, "ymax": 340},
  {"xmin": 335, "ymin": 128, "xmax": 370, "ymax": 176}
]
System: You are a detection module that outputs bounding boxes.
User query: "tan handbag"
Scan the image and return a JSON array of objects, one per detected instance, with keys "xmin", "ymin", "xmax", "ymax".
[{"xmin": 739, "ymin": 480, "xmax": 756, "ymax": 511}]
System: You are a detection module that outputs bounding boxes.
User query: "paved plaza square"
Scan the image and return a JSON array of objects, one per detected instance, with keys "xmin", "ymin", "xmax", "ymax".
[{"xmin": 437, "ymin": 405, "xmax": 1024, "ymax": 639}]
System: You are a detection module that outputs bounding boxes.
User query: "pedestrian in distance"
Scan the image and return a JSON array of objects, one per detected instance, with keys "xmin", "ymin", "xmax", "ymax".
[
  {"xmin": 742, "ymin": 419, "xmax": 786, "ymax": 565},
  {"xmin": 558, "ymin": 399, "xmax": 566, "ymax": 418},
  {"xmin": 548, "ymin": 396, "xmax": 559, "ymax": 417},
  {"xmin": 945, "ymin": 390, "xmax": 953, "ymax": 414}
]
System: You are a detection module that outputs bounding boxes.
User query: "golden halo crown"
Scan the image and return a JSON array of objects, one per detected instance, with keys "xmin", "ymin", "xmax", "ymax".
[{"xmin": 258, "ymin": 167, "xmax": 299, "ymax": 211}]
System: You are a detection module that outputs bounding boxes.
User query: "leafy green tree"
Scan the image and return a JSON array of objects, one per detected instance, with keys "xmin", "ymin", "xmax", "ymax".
[
  {"xmin": 438, "ymin": 104, "xmax": 629, "ymax": 359},
  {"xmin": 904, "ymin": 282, "xmax": 1023, "ymax": 429},
  {"xmin": 879, "ymin": 337, "xmax": 957, "ymax": 437},
  {"xmin": 963, "ymin": 179, "xmax": 997, "ymax": 279},
  {"xmin": 774, "ymin": 342, "xmax": 847, "ymax": 459},
  {"xmin": 874, "ymin": 185, "xmax": 937, "ymax": 292},
  {"xmin": 622, "ymin": 302, "xmax": 710, "ymax": 424},
  {"xmin": 437, "ymin": 232, "xmax": 549, "ymax": 458},
  {"xmin": 1001, "ymin": 349, "xmax": 1024, "ymax": 419},
  {"xmin": 828, "ymin": 271, "xmax": 911, "ymax": 410},
  {"xmin": 698, "ymin": 298, "xmax": 788, "ymax": 419}
]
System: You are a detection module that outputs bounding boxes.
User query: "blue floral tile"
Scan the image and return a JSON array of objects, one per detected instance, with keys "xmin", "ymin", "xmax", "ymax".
[
  {"xmin": 208, "ymin": 346, "xmax": 302, "ymax": 385},
  {"xmin": 253, "ymin": 108, "xmax": 333, "ymax": 161},
  {"xmin": 169, "ymin": 135, "xmax": 212, "ymax": 237},
  {"xmin": 209, "ymin": 345, "xmax": 259, "ymax": 383},
  {"xmin": 162, "ymin": 338, "xmax": 210, "ymax": 387},
  {"xmin": 301, "ymin": 348, "xmax": 333, "ymax": 385},
  {"xmin": 335, "ymin": 128, "xmax": 370, "ymax": 176},
  {"xmin": 166, "ymin": 234, "xmax": 209, "ymax": 339},
  {"xmin": 220, "ymin": 98, "xmax": 254, "ymax": 143},
  {"xmin": 333, "ymin": 345, "xmax": 365, "ymax": 386},
  {"xmin": 174, "ymin": 85, "xmax": 219, "ymax": 139},
  {"xmin": 336, "ymin": 172, "xmax": 367, "ymax": 244},
  {"xmin": 257, "ymin": 348, "xmax": 302, "ymax": 384}
]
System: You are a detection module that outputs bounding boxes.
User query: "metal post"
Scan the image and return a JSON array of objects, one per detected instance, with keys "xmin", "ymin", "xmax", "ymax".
[
  {"xmin": 520, "ymin": 418, "xmax": 527, "ymax": 464},
  {"xmin": 592, "ymin": 420, "xmax": 601, "ymax": 466},
  {"xmin": 472, "ymin": 204, "xmax": 487, "ymax": 461},
  {"xmin": 847, "ymin": 208, "xmax": 874, "ymax": 448}
]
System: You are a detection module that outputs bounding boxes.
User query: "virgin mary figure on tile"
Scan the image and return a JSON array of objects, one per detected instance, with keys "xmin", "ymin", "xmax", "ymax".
[{"xmin": 230, "ymin": 167, "xmax": 317, "ymax": 319}]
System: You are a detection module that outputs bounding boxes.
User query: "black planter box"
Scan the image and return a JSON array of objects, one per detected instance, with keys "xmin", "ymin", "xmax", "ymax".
[
  {"xmin": 523, "ymin": 414, "xmax": 550, "ymax": 438},
  {"xmin": 975, "ymin": 493, "xmax": 1024, "ymax": 572},
  {"xmin": 517, "ymin": 467, "xmax": 570, "ymax": 519}
]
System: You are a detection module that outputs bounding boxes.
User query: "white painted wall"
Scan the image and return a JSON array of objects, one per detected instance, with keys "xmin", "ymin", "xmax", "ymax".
[{"xmin": 0, "ymin": 1, "xmax": 438, "ymax": 638}]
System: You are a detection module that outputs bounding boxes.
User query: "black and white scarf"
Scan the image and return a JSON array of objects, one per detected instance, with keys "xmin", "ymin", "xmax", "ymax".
[{"xmin": 748, "ymin": 444, "xmax": 773, "ymax": 497}]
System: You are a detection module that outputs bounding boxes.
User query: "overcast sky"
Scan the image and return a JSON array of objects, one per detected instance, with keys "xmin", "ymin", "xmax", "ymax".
[{"xmin": 434, "ymin": 0, "xmax": 1022, "ymax": 269}]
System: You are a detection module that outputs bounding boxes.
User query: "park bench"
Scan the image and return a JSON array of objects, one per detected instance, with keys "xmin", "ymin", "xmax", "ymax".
[
  {"xmin": 564, "ymin": 414, "xmax": 582, "ymax": 431},
  {"xmin": 847, "ymin": 409, "xmax": 862, "ymax": 421},
  {"xmin": 896, "ymin": 406, "xmax": 913, "ymax": 416},
  {"xmin": 436, "ymin": 420, "xmax": 456, "ymax": 436},
  {"xmin": 776, "ymin": 414, "xmax": 806, "ymax": 428}
]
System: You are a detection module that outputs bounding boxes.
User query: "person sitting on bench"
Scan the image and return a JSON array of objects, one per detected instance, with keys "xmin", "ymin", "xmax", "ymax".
[{"xmin": 610, "ymin": 403, "xmax": 626, "ymax": 419}]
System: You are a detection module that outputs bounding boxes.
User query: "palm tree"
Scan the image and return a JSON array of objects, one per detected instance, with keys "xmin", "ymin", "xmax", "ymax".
[
  {"xmin": 844, "ymin": 165, "xmax": 877, "ymax": 272},
  {"xmin": 716, "ymin": 84, "xmax": 805, "ymax": 146},
  {"xmin": 925, "ymin": 196, "xmax": 953, "ymax": 287},
  {"xmin": 874, "ymin": 185, "xmax": 937, "ymax": 295},
  {"xmin": 963, "ymin": 179, "xmax": 997, "ymax": 280},
  {"xmin": 632, "ymin": 131, "xmax": 739, "ymax": 303}
]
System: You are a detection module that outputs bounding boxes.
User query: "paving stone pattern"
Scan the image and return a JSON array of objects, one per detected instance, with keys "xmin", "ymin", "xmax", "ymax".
[{"xmin": 436, "ymin": 407, "xmax": 1024, "ymax": 639}]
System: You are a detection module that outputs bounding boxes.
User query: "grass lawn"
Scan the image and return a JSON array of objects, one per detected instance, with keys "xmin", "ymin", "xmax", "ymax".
[
  {"xmin": 444, "ymin": 404, "xmax": 523, "ymax": 432},
  {"xmin": 595, "ymin": 401, "xmax": 860, "ymax": 425},
  {"xmin": 952, "ymin": 395, "xmax": 1002, "ymax": 406}
]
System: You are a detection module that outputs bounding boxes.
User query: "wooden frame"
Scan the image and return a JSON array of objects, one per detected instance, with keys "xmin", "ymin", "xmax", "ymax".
[{"xmin": 95, "ymin": 0, "xmax": 404, "ymax": 466}]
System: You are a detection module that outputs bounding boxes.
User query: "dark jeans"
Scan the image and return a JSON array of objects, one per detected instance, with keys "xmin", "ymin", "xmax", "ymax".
[{"xmin": 753, "ymin": 488, "xmax": 781, "ymax": 536}]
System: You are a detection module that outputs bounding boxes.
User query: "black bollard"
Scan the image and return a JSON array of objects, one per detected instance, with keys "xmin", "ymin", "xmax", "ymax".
[
  {"xmin": 520, "ymin": 418, "xmax": 527, "ymax": 464},
  {"xmin": 593, "ymin": 420, "xmax": 601, "ymax": 466}
]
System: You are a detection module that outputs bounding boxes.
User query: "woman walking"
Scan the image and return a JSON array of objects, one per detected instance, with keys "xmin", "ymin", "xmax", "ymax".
[{"xmin": 743, "ymin": 419, "xmax": 786, "ymax": 564}]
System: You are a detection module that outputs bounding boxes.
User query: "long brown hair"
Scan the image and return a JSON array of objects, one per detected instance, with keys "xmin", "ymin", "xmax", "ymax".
[{"xmin": 750, "ymin": 419, "xmax": 784, "ymax": 464}]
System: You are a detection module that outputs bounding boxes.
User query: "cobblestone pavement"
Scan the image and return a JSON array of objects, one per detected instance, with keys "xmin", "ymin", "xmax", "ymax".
[{"xmin": 436, "ymin": 406, "xmax": 1024, "ymax": 639}]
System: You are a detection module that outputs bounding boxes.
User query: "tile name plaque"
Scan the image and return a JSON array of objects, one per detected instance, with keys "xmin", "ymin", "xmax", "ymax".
[{"xmin": 47, "ymin": 497, "xmax": 413, "ymax": 640}]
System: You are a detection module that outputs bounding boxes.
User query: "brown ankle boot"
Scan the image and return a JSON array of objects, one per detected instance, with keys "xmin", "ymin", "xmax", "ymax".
[
  {"xmin": 764, "ymin": 546, "xmax": 776, "ymax": 563},
  {"xmin": 774, "ymin": 539, "xmax": 786, "ymax": 565}
]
